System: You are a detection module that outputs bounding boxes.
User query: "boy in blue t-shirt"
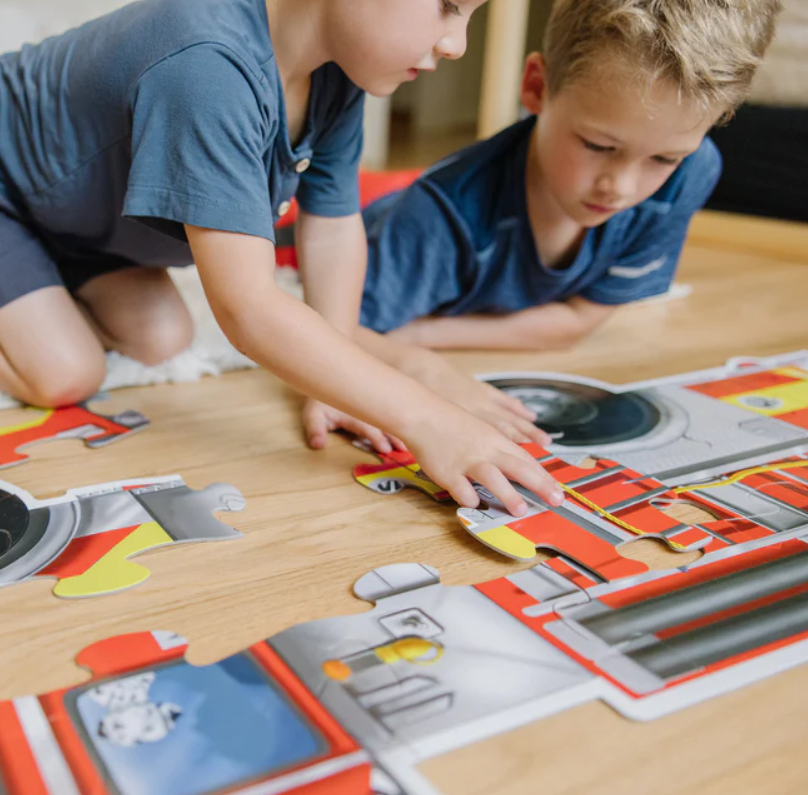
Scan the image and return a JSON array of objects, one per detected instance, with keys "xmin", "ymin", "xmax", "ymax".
[
  {"xmin": 0, "ymin": 0, "xmax": 568, "ymax": 518},
  {"xmin": 361, "ymin": 0, "xmax": 781, "ymax": 352}
]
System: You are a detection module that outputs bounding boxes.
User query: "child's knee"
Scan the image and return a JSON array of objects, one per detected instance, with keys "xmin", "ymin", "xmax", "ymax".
[
  {"xmin": 25, "ymin": 349, "xmax": 106, "ymax": 407},
  {"xmin": 128, "ymin": 306, "xmax": 194, "ymax": 366}
]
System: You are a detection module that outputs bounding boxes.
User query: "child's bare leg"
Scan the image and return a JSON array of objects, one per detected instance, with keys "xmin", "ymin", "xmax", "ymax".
[
  {"xmin": 0, "ymin": 286, "xmax": 107, "ymax": 406},
  {"xmin": 75, "ymin": 268, "xmax": 194, "ymax": 365}
]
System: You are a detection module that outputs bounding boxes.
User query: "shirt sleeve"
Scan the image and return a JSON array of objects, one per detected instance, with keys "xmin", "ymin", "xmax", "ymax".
[
  {"xmin": 124, "ymin": 44, "xmax": 276, "ymax": 242},
  {"xmin": 295, "ymin": 77, "xmax": 365, "ymax": 218},
  {"xmin": 361, "ymin": 182, "xmax": 467, "ymax": 333},
  {"xmin": 581, "ymin": 138, "xmax": 723, "ymax": 305}
]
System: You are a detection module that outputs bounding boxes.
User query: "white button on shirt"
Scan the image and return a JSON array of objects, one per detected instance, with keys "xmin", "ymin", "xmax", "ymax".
[
  {"xmin": 278, "ymin": 201, "xmax": 291, "ymax": 217},
  {"xmin": 295, "ymin": 158, "xmax": 311, "ymax": 174}
]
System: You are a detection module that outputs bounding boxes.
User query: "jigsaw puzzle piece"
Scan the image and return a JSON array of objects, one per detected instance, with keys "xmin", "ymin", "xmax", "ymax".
[
  {"xmin": 543, "ymin": 540, "xmax": 808, "ymax": 702},
  {"xmin": 270, "ymin": 562, "xmax": 596, "ymax": 787},
  {"xmin": 0, "ymin": 487, "xmax": 80, "ymax": 589},
  {"xmin": 352, "ymin": 442, "xmax": 555, "ymax": 506},
  {"xmin": 353, "ymin": 461, "xmax": 451, "ymax": 502},
  {"xmin": 49, "ymin": 522, "xmax": 171, "ymax": 598},
  {"xmin": 668, "ymin": 456, "xmax": 808, "ymax": 542},
  {"xmin": 0, "ymin": 630, "xmax": 373, "ymax": 795},
  {"xmin": 464, "ymin": 453, "xmax": 717, "ymax": 563},
  {"xmin": 456, "ymin": 481, "xmax": 651, "ymax": 580},
  {"xmin": 354, "ymin": 438, "xmax": 712, "ymax": 569},
  {"xmin": 0, "ymin": 477, "xmax": 244, "ymax": 599},
  {"xmin": 0, "ymin": 401, "xmax": 148, "ymax": 469}
]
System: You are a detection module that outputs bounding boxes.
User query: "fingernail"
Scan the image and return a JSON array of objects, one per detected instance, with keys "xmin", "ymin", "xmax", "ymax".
[
  {"xmin": 550, "ymin": 489, "xmax": 565, "ymax": 506},
  {"xmin": 513, "ymin": 502, "xmax": 528, "ymax": 517}
]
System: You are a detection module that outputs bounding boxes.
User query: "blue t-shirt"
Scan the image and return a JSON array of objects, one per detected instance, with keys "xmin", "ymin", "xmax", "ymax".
[
  {"xmin": 361, "ymin": 117, "xmax": 722, "ymax": 333},
  {"xmin": 0, "ymin": 0, "xmax": 364, "ymax": 266}
]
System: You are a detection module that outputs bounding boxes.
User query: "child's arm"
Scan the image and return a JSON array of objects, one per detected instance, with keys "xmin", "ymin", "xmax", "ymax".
[
  {"xmin": 388, "ymin": 297, "xmax": 615, "ymax": 351},
  {"xmin": 185, "ymin": 224, "xmax": 566, "ymax": 515},
  {"xmin": 293, "ymin": 210, "xmax": 394, "ymax": 450},
  {"xmin": 294, "ymin": 210, "xmax": 545, "ymax": 446},
  {"xmin": 355, "ymin": 326, "xmax": 544, "ymax": 443},
  {"xmin": 295, "ymin": 210, "xmax": 366, "ymax": 338}
]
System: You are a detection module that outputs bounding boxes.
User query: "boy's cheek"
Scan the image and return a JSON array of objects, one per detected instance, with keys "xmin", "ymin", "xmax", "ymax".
[{"xmin": 554, "ymin": 155, "xmax": 589, "ymax": 198}]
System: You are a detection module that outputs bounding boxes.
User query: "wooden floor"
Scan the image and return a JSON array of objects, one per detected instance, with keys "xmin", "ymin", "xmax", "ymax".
[{"xmin": 2, "ymin": 210, "xmax": 808, "ymax": 794}]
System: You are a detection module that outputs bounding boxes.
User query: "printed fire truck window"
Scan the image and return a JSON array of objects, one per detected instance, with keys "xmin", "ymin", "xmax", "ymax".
[{"xmin": 66, "ymin": 654, "xmax": 326, "ymax": 795}]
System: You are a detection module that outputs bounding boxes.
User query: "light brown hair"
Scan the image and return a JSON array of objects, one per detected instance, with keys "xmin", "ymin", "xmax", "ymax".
[{"xmin": 544, "ymin": 0, "xmax": 783, "ymax": 120}]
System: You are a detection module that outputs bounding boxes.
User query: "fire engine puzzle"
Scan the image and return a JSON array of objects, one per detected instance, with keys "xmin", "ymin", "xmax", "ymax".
[
  {"xmin": 2, "ymin": 351, "xmax": 808, "ymax": 794},
  {"xmin": 356, "ymin": 350, "xmax": 808, "ymax": 573},
  {"xmin": 0, "ymin": 476, "xmax": 245, "ymax": 599}
]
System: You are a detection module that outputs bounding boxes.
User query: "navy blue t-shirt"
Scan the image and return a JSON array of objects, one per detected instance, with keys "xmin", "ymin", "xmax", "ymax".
[
  {"xmin": 0, "ymin": 0, "xmax": 364, "ymax": 267},
  {"xmin": 361, "ymin": 117, "xmax": 722, "ymax": 333}
]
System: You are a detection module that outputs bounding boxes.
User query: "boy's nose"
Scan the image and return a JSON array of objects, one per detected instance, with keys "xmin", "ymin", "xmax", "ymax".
[
  {"xmin": 597, "ymin": 166, "xmax": 638, "ymax": 204},
  {"xmin": 436, "ymin": 25, "xmax": 468, "ymax": 61}
]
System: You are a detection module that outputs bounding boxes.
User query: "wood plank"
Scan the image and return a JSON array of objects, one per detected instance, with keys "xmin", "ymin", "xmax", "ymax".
[{"xmin": 690, "ymin": 210, "xmax": 808, "ymax": 264}]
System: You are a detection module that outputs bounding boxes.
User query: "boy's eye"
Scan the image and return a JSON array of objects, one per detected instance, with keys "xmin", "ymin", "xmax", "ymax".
[
  {"xmin": 652, "ymin": 155, "xmax": 681, "ymax": 166},
  {"xmin": 440, "ymin": 0, "xmax": 461, "ymax": 17},
  {"xmin": 582, "ymin": 139, "xmax": 614, "ymax": 154}
]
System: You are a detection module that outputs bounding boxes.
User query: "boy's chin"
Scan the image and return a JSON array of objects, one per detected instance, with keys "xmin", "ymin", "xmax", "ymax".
[{"xmin": 350, "ymin": 75, "xmax": 401, "ymax": 98}]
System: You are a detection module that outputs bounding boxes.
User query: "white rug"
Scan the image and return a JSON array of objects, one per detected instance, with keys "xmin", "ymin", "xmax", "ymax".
[{"xmin": 0, "ymin": 266, "xmax": 304, "ymax": 410}]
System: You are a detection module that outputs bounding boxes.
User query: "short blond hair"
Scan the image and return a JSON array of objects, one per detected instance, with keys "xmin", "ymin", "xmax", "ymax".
[{"xmin": 544, "ymin": 0, "xmax": 783, "ymax": 120}]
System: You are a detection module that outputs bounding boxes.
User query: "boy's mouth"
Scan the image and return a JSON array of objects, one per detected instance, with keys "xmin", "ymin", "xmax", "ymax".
[
  {"xmin": 582, "ymin": 201, "xmax": 618, "ymax": 215},
  {"xmin": 407, "ymin": 66, "xmax": 435, "ymax": 81}
]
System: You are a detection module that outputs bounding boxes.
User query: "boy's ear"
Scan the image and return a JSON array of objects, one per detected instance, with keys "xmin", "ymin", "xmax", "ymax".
[{"xmin": 521, "ymin": 52, "xmax": 548, "ymax": 115}]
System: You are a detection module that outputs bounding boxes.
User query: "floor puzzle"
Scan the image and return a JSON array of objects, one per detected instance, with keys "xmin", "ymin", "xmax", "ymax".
[
  {"xmin": 0, "ymin": 475, "xmax": 244, "ymax": 598},
  {"xmin": 1, "ymin": 529, "xmax": 806, "ymax": 795},
  {"xmin": 356, "ymin": 350, "xmax": 808, "ymax": 579},
  {"xmin": 2, "ymin": 352, "xmax": 808, "ymax": 794},
  {"xmin": 0, "ymin": 402, "xmax": 149, "ymax": 469}
]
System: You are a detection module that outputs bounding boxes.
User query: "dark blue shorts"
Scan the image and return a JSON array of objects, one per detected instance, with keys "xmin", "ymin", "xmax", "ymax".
[{"xmin": 0, "ymin": 206, "xmax": 137, "ymax": 308}]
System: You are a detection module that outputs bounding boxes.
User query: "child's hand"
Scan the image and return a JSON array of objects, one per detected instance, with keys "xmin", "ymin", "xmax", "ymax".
[
  {"xmin": 407, "ymin": 351, "xmax": 551, "ymax": 446},
  {"xmin": 406, "ymin": 404, "xmax": 564, "ymax": 517},
  {"xmin": 303, "ymin": 398, "xmax": 405, "ymax": 454}
]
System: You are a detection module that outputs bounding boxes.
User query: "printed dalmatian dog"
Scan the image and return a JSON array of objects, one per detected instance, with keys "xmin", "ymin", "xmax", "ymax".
[
  {"xmin": 97, "ymin": 702, "xmax": 183, "ymax": 747},
  {"xmin": 88, "ymin": 672, "xmax": 155, "ymax": 711},
  {"xmin": 89, "ymin": 671, "xmax": 182, "ymax": 747}
]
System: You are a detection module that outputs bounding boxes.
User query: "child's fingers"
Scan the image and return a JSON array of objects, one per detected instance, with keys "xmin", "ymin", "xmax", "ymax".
[
  {"xmin": 501, "ymin": 453, "xmax": 565, "ymax": 508},
  {"xmin": 491, "ymin": 416, "xmax": 551, "ymax": 447},
  {"xmin": 468, "ymin": 462, "xmax": 528, "ymax": 517},
  {"xmin": 494, "ymin": 389, "xmax": 538, "ymax": 421},
  {"xmin": 511, "ymin": 418, "xmax": 552, "ymax": 447},
  {"xmin": 389, "ymin": 435, "xmax": 409, "ymax": 452},
  {"xmin": 491, "ymin": 418, "xmax": 528, "ymax": 444},
  {"xmin": 440, "ymin": 475, "xmax": 481, "ymax": 510},
  {"xmin": 341, "ymin": 417, "xmax": 393, "ymax": 455},
  {"xmin": 303, "ymin": 408, "xmax": 329, "ymax": 450}
]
